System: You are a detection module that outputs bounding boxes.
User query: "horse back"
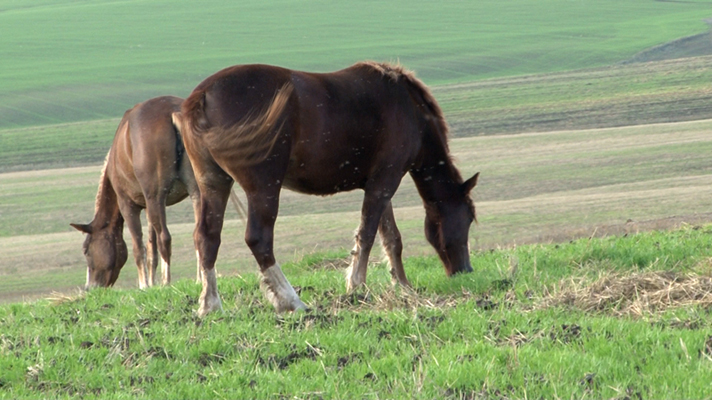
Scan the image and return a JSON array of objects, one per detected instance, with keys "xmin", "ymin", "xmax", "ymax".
[
  {"xmin": 183, "ymin": 63, "xmax": 438, "ymax": 195},
  {"xmin": 283, "ymin": 65, "xmax": 429, "ymax": 194}
]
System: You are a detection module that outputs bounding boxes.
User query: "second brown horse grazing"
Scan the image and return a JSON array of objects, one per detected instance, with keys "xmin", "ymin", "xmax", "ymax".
[
  {"xmin": 71, "ymin": 96, "xmax": 202, "ymax": 289},
  {"xmin": 174, "ymin": 62, "xmax": 479, "ymax": 316}
]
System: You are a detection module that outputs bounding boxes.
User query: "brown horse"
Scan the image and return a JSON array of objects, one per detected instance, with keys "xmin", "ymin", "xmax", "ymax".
[
  {"xmin": 71, "ymin": 96, "xmax": 202, "ymax": 289},
  {"xmin": 174, "ymin": 62, "xmax": 479, "ymax": 316}
]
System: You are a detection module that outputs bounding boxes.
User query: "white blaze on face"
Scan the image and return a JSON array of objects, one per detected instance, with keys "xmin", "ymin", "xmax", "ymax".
[{"xmin": 85, "ymin": 267, "xmax": 91, "ymax": 288}]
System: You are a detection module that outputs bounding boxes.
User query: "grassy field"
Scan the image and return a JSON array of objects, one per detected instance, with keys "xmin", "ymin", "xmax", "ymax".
[
  {"xmin": 2, "ymin": 118, "xmax": 712, "ymax": 301},
  {"xmin": 4, "ymin": 55, "xmax": 712, "ymax": 172},
  {"xmin": 1, "ymin": 0, "xmax": 711, "ymax": 129},
  {"xmin": 3, "ymin": 3, "xmax": 712, "ymax": 396},
  {"xmin": 1, "ymin": 226, "xmax": 711, "ymax": 398}
]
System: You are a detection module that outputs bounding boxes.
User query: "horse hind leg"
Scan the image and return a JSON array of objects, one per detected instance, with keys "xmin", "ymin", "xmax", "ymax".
[
  {"xmin": 260, "ymin": 263, "xmax": 306, "ymax": 312},
  {"xmin": 193, "ymin": 182, "xmax": 232, "ymax": 316},
  {"xmin": 146, "ymin": 199, "xmax": 172, "ymax": 286},
  {"xmin": 183, "ymin": 158, "xmax": 204, "ymax": 284},
  {"xmin": 378, "ymin": 201, "xmax": 411, "ymax": 288},
  {"xmin": 245, "ymin": 189, "xmax": 306, "ymax": 312}
]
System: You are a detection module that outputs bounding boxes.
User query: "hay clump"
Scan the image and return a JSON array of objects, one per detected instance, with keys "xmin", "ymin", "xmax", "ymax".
[
  {"xmin": 308, "ymin": 257, "xmax": 351, "ymax": 271},
  {"xmin": 46, "ymin": 290, "xmax": 86, "ymax": 306},
  {"xmin": 539, "ymin": 271, "xmax": 712, "ymax": 317},
  {"xmin": 329, "ymin": 284, "xmax": 476, "ymax": 313}
]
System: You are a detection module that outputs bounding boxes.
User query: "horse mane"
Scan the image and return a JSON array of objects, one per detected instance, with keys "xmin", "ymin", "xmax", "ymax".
[
  {"xmin": 355, "ymin": 61, "xmax": 463, "ymax": 183},
  {"xmin": 354, "ymin": 61, "xmax": 450, "ymax": 144}
]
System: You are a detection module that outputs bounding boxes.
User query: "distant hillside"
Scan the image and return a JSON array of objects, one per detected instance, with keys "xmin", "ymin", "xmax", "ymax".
[
  {"xmin": 1, "ymin": 0, "xmax": 710, "ymax": 129},
  {"xmin": 625, "ymin": 22, "xmax": 712, "ymax": 63}
]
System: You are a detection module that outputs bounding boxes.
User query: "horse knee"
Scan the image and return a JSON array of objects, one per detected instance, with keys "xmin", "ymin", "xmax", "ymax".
[
  {"xmin": 158, "ymin": 229, "xmax": 172, "ymax": 256},
  {"xmin": 388, "ymin": 238, "xmax": 403, "ymax": 256}
]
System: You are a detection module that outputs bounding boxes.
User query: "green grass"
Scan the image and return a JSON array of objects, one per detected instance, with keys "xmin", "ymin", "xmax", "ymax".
[
  {"xmin": 1, "ymin": 0, "xmax": 710, "ymax": 129},
  {"xmin": 441, "ymin": 56, "xmax": 712, "ymax": 135},
  {"xmin": 4, "ymin": 55, "xmax": 712, "ymax": 173},
  {"xmin": 0, "ymin": 119, "xmax": 119, "ymax": 172},
  {"xmin": 1, "ymin": 226, "xmax": 711, "ymax": 399}
]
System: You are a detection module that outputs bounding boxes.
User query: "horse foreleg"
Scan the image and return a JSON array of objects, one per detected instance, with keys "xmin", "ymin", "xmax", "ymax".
[
  {"xmin": 194, "ymin": 186, "xmax": 231, "ymax": 317},
  {"xmin": 378, "ymin": 201, "xmax": 411, "ymax": 288},
  {"xmin": 346, "ymin": 190, "xmax": 392, "ymax": 291}
]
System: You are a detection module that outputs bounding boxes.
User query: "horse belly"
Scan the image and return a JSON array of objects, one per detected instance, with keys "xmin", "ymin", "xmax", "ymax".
[
  {"xmin": 165, "ymin": 181, "xmax": 189, "ymax": 206},
  {"xmin": 283, "ymin": 156, "xmax": 369, "ymax": 195}
]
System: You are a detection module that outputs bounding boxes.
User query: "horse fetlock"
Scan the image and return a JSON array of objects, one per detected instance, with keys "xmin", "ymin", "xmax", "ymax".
[
  {"xmin": 389, "ymin": 268, "xmax": 412, "ymax": 288},
  {"xmin": 196, "ymin": 267, "xmax": 222, "ymax": 316},
  {"xmin": 260, "ymin": 264, "xmax": 305, "ymax": 313},
  {"xmin": 161, "ymin": 258, "xmax": 171, "ymax": 286},
  {"xmin": 345, "ymin": 265, "xmax": 366, "ymax": 292},
  {"xmin": 197, "ymin": 293, "xmax": 223, "ymax": 317}
]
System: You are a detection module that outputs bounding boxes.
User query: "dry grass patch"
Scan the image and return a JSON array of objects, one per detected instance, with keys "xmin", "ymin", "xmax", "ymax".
[
  {"xmin": 306, "ymin": 257, "xmax": 351, "ymax": 271},
  {"xmin": 45, "ymin": 290, "xmax": 86, "ymax": 306},
  {"xmin": 325, "ymin": 284, "xmax": 480, "ymax": 313},
  {"xmin": 539, "ymin": 269, "xmax": 712, "ymax": 317}
]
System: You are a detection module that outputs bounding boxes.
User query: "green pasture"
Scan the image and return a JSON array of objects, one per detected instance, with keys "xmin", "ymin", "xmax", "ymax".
[
  {"xmin": 3, "ymin": 55, "xmax": 712, "ymax": 172},
  {"xmin": 1, "ymin": 226, "xmax": 712, "ymax": 399},
  {"xmin": 1, "ymin": 0, "xmax": 711, "ymax": 129},
  {"xmin": 3, "ymin": 1, "xmax": 712, "ymax": 397}
]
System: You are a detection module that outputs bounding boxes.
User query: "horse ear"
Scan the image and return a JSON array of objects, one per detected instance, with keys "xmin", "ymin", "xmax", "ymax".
[
  {"xmin": 70, "ymin": 223, "xmax": 92, "ymax": 234},
  {"xmin": 462, "ymin": 172, "xmax": 479, "ymax": 194}
]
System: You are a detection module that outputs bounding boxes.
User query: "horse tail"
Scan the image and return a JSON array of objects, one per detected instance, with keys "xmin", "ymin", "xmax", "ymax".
[
  {"xmin": 229, "ymin": 189, "xmax": 247, "ymax": 223},
  {"xmin": 173, "ymin": 82, "xmax": 294, "ymax": 167}
]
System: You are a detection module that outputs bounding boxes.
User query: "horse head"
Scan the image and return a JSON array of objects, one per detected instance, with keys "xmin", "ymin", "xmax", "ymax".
[
  {"xmin": 424, "ymin": 172, "xmax": 479, "ymax": 276},
  {"xmin": 70, "ymin": 221, "xmax": 128, "ymax": 289}
]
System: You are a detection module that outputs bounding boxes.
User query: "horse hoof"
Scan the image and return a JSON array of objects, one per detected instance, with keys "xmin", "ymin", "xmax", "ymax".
[
  {"xmin": 197, "ymin": 295, "xmax": 223, "ymax": 317},
  {"xmin": 346, "ymin": 277, "xmax": 365, "ymax": 292},
  {"xmin": 292, "ymin": 299, "xmax": 308, "ymax": 312}
]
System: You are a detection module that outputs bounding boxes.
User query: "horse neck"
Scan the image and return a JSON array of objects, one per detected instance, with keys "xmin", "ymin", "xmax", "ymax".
[
  {"xmin": 410, "ymin": 129, "xmax": 463, "ymax": 206},
  {"xmin": 91, "ymin": 163, "xmax": 123, "ymax": 232}
]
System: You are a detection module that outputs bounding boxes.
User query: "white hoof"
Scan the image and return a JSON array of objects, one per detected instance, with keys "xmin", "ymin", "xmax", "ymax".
[
  {"xmin": 260, "ymin": 264, "xmax": 306, "ymax": 312},
  {"xmin": 161, "ymin": 258, "xmax": 170, "ymax": 286},
  {"xmin": 197, "ymin": 267, "xmax": 222, "ymax": 317},
  {"xmin": 345, "ymin": 265, "xmax": 366, "ymax": 292},
  {"xmin": 197, "ymin": 293, "xmax": 223, "ymax": 317}
]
